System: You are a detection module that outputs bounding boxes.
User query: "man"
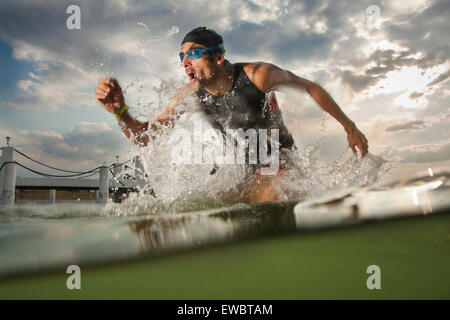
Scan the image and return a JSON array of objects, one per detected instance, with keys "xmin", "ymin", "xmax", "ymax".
[{"xmin": 96, "ymin": 27, "xmax": 368, "ymax": 203}]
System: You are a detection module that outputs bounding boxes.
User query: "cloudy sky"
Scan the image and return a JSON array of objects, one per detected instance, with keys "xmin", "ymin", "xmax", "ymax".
[{"xmin": 0, "ymin": 0, "xmax": 449, "ymax": 177}]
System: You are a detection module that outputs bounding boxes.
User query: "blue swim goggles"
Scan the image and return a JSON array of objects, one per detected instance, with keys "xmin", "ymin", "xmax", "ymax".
[{"xmin": 179, "ymin": 44, "xmax": 225, "ymax": 63}]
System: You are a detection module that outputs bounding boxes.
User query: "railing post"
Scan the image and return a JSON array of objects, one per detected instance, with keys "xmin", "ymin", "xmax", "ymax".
[
  {"xmin": 1, "ymin": 146, "xmax": 16, "ymax": 205},
  {"xmin": 50, "ymin": 189, "xmax": 56, "ymax": 203},
  {"xmin": 113, "ymin": 156, "xmax": 122, "ymax": 178},
  {"xmin": 112, "ymin": 156, "xmax": 122, "ymax": 203},
  {"xmin": 0, "ymin": 151, "xmax": 4, "ymax": 196},
  {"xmin": 97, "ymin": 165, "xmax": 109, "ymax": 204}
]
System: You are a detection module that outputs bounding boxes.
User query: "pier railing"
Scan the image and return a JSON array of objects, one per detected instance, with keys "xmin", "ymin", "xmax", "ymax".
[{"xmin": 0, "ymin": 141, "xmax": 144, "ymax": 205}]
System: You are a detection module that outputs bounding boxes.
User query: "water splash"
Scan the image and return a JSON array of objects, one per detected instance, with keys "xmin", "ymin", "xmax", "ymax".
[{"xmin": 99, "ymin": 81, "xmax": 390, "ymax": 217}]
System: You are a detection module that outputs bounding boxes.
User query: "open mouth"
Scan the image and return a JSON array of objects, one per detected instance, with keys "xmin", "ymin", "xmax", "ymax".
[{"xmin": 186, "ymin": 70, "xmax": 197, "ymax": 83}]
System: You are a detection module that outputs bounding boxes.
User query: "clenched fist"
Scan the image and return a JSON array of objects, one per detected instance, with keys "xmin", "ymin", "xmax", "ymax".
[{"xmin": 96, "ymin": 77, "xmax": 125, "ymax": 115}]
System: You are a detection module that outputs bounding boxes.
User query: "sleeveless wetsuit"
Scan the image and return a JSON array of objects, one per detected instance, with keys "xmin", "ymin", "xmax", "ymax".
[{"xmin": 196, "ymin": 63, "xmax": 295, "ymax": 169}]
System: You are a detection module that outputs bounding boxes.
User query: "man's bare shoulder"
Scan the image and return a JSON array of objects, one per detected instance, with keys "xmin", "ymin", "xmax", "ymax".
[
  {"xmin": 239, "ymin": 62, "xmax": 280, "ymax": 78},
  {"xmin": 238, "ymin": 62, "xmax": 286, "ymax": 92}
]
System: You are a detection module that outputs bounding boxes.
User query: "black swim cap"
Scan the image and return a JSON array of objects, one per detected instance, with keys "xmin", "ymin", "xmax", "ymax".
[{"xmin": 182, "ymin": 27, "xmax": 224, "ymax": 49}]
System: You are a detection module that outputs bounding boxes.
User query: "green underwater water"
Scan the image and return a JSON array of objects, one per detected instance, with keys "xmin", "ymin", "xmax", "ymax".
[{"xmin": 0, "ymin": 213, "xmax": 449, "ymax": 299}]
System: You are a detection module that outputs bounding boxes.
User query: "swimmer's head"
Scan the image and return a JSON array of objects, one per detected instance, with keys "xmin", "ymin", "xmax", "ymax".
[
  {"xmin": 181, "ymin": 27, "xmax": 225, "ymax": 53},
  {"xmin": 180, "ymin": 27, "xmax": 227, "ymax": 90}
]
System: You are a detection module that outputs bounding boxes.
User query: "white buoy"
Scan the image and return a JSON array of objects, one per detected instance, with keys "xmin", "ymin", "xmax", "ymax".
[
  {"xmin": 97, "ymin": 166, "xmax": 109, "ymax": 204},
  {"xmin": 50, "ymin": 189, "xmax": 56, "ymax": 203},
  {"xmin": 1, "ymin": 145, "xmax": 16, "ymax": 205}
]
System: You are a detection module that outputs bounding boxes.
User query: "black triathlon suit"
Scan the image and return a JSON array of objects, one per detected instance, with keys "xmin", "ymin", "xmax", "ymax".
[{"xmin": 195, "ymin": 62, "xmax": 296, "ymax": 173}]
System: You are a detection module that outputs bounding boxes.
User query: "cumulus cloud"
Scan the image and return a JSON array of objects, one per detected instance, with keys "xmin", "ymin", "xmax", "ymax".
[
  {"xmin": 1, "ymin": 0, "xmax": 448, "ymax": 102},
  {"xmin": 409, "ymin": 91, "xmax": 424, "ymax": 100},
  {"xmin": 0, "ymin": 0, "xmax": 185, "ymax": 112},
  {"xmin": 340, "ymin": 70, "xmax": 380, "ymax": 93},
  {"xmin": 23, "ymin": 122, "xmax": 127, "ymax": 160},
  {"xmin": 385, "ymin": 120, "xmax": 426, "ymax": 132},
  {"xmin": 1, "ymin": 0, "xmax": 450, "ymax": 170},
  {"xmin": 380, "ymin": 140, "xmax": 450, "ymax": 163},
  {"xmin": 427, "ymin": 68, "xmax": 450, "ymax": 87}
]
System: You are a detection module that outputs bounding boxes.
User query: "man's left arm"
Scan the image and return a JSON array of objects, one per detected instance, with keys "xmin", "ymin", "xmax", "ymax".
[{"xmin": 248, "ymin": 63, "xmax": 369, "ymax": 156}]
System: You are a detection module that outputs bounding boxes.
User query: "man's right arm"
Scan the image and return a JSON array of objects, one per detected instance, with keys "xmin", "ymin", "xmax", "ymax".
[{"xmin": 96, "ymin": 77, "xmax": 188, "ymax": 146}]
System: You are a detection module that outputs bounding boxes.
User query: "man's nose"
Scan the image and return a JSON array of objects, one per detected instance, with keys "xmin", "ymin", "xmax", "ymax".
[{"xmin": 181, "ymin": 55, "xmax": 191, "ymax": 67}]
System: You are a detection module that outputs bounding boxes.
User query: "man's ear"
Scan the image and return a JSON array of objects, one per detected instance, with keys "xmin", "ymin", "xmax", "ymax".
[{"xmin": 216, "ymin": 53, "xmax": 225, "ymax": 66}]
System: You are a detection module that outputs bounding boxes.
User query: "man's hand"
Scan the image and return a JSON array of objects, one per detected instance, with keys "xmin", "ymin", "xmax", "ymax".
[
  {"xmin": 345, "ymin": 123, "xmax": 369, "ymax": 156},
  {"xmin": 96, "ymin": 77, "xmax": 125, "ymax": 114}
]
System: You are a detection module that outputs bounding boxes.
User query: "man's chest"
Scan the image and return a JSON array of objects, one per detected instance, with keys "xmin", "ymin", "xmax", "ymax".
[{"xmin": 198, "ymin": 89, "xmax": 267, "ymax": 129}]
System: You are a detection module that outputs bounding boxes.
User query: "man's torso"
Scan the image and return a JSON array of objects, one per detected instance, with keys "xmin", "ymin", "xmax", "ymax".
[{"xmin": 195, "ymin": 62, "xmax": 295, "ymax": 150}]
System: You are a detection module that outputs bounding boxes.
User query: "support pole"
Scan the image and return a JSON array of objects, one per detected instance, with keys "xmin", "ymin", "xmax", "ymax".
[
  {"xmin": 0, "ymin": 152, "xmax": 4, "ymax": 196},
  {"xmin": 112, "ymin": 156, "xmax": 122, "ymax": 203},
  {"xmin": 113, "ymin": 155, "xmax": 122, "ymax": 178},
  {"xmin": 1, "ymin": 146, "xmax": 16, "ymax": 205},
  {"xmin": 50, "ymin": 189, "xmax": 56, "ymax": 203},
  {"xmin": 97, "ymin": 166, "xmax": 109, "ymax": 204}
]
